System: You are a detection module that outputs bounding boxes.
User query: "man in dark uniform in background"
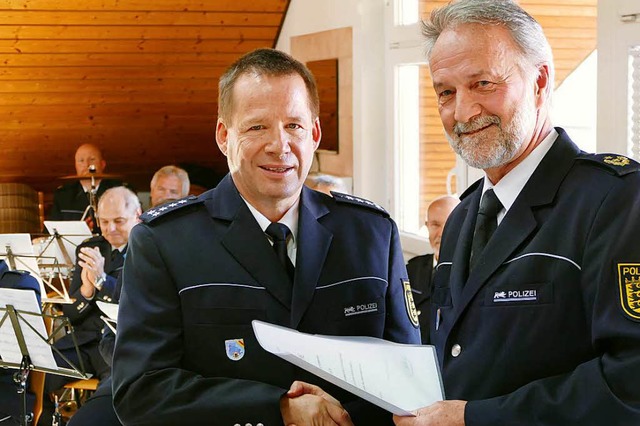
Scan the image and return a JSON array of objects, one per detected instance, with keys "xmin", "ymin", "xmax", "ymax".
[
  {"xmin": 49, "ymin": 143, "xmax": 123, "ymax": 232},
  {"xmin": 407, "ymin": 195, "xmax": 458, "ymax": 344},
  {"xmin": 149, "ymin": 165, "xmax": 190, "ymax": 208},
  {"xmin": 395, "ymin": 1, "xmax": 640, "ymax": 425},
  {"xmin": 43, "ymin": 187, "xmax": 140, "ymax": 422},
  {"xmin": 0, "ymin": 260, "xmax": 41, "ymax": 425},
  {"xmin": 112, "ymin": 48, "xmax": 420, "ymax": 426}
]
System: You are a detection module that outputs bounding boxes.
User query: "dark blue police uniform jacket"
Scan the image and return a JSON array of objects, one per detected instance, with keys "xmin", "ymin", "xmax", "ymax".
[
  {"xmin": 407, "ymin": 253, "xmax": 434, "ymax": 344},
  {"xmin": 432, "ymin": 128, "xmax": 640, "ymax": 425},
  {"xmin": 113, "ymin": 174, "xmax": 421, "ymax": 426},
  {"xmin": 57, "ymin": 237, "xmax": 122, "ymax": 350},
  {"xmin": 49, "ymin": 179, "xmax": 123, "ymax": 222}
]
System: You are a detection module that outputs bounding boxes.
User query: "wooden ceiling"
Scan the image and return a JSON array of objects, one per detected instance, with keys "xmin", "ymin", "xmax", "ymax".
[{"xmin": 0, "ymin": 0, "xmax": 290, "ymax": 198}]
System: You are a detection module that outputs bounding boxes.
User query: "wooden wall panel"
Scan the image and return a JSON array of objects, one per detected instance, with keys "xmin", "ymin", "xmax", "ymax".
[
  {"xmin": 0, "ymin": 0, "xmax": 290, "ymax": 209},
  {"xmin": 416, "ymin": 0, "xmax": 597, "ymax": 224}
]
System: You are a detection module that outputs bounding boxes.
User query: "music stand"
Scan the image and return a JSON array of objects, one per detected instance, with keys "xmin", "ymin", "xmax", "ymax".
[
  {"xmin": 0, "ymin": 288, "xmax": 91, "ymax": 426},
  {"xmin": 0, "ymin": 234, "xmax": 48, "ymax": 301},
  {"xmin": 37, "ymin": 221, "xmax": 92, "ymax": 303}
]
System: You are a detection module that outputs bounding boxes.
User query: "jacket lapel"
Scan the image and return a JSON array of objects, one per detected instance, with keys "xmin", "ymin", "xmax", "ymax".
[
  {"xmin": 208, "ymin": 175, "xmax": 293, "ymax": 309},
  {"xmin": 454, "ymin": 129, "xmax": 581, "ymax": 317},
  {"xmin": 449, "ymin": 188, "xmax": 479, "ymax": 307},
  {"xmin": 290, "ymin": 188, "xmax": 332, "ymax": 328}
]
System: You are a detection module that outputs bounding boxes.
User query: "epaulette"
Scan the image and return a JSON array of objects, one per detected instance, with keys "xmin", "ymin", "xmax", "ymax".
[
  {"xmin": 141, "ymin": 195, "xmax": 203, "ymax": 223},
  {"xmin": 460, "ymin": 178, "xmax": 483, "ymax": 200},
  {"xmin": 331, "ymin": 192, "xmax": 389, "ymax": 217},
  {"xmin": 576, "ymin": 153, "xmax": 640, "ymax": 176}
]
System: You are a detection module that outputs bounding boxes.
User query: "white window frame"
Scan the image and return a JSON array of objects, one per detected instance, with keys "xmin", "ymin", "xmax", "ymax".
[
  {"xmin": 384, "ymin": 3, "xmax": 432, "ymax": 258},
  {"xmin": 597, "ymin": 0, "xmax": 640, "ymax": 156}
]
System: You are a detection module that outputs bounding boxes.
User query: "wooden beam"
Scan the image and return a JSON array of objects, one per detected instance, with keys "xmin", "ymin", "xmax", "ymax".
[
  {"xmin": 0, "ymin": 52, "xmax": 245, "ymax": 67},
  {"xmin": 0, "ymin": 25, "xmax": 279, "ymax": 40},
  {"xmin": 4, "ymin": 0, "xmax": 288, "ymax": 12},
  {"xmin": 0, "ymin": 11, "xmax": 285, "ymax": 26},
  {"xmin": 0, "ymin": 39, "xmax": 270, "ymax": 54},
  {"xmin": 0, "ymin": 91, "xmax": 219, "ymax": 105},
  {"xmin": 0, "ymin": 66, "xmax": 228, "ymax": 80},
  {"xmin": 0, "ymin": 78, "xmax": 219, "ymax": 92}
]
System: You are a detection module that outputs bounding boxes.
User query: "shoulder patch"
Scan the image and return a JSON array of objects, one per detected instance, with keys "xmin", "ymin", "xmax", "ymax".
[
  {"xmin": 617, "ymin": 263, "xmax": 640, "ymax": 322},
  {"xmin": 331, "ymin": 192, "xmax": 389, "ymax": 217},
  {"xmin": 577, "ymin": 153, "xmax": 640, "ymax": 176},
  {"xmin": 141, "ymin": 195, "xmax": 203, "ymax": 223}
]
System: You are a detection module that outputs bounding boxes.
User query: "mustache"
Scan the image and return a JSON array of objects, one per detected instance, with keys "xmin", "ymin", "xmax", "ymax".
[{"xmin": 453, "ymin": 115, "xmax": 501, "ymax": 135}]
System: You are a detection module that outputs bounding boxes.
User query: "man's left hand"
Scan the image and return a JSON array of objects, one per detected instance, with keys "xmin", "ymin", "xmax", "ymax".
[{"xmin": 393, "ymin": 400, "xmax": 466, "ymax": 426}]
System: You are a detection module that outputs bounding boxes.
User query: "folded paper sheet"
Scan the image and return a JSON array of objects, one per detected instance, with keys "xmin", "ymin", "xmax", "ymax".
[{"xmin": 252, "ymin": 320, "xmax": 444, "ymax": 416}]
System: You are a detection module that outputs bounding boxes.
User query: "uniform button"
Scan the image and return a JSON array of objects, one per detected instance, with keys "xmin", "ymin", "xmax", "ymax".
[
  {"xmin": 245, "ymin": 424, "xmax": 252, "ymax": 426},
  {"xmin": 233, "ymin": 424, "xmax": 240, "ymax": 426},
  {"xmin": 257, "ymin": 424, "xmax": 264, "ymax": 426},
  {"xmin": 451, "ymin": 343, "xmax": 462, "ymax": 357}
]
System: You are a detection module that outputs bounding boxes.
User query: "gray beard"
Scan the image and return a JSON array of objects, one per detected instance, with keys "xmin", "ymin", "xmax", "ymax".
[{"xmin": 446, "ymin": 101, "xmax": 535, "ymax": 170}]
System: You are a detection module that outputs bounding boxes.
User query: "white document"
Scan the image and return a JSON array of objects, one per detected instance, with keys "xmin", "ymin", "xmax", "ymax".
[
  {"xmin": 96, "ymin": 301, "xmax": 118, "ymax": 322},
  {"xmin": 251, "ymin": 320, "xmax": 444, "ymax": 416},
  {"xmin": 0, "ymin": 233, "xmax": 47, "ymax": 298},
  {"xmin": 0, "ymin": 288, "xmax": 57, "ymax": 370}
]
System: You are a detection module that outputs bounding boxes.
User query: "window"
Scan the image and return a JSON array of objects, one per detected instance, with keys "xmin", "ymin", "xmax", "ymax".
[
  {"xmin": 386, "ymin": 1, "xmax": 458, "ymax": 253},
  {"xmin": 628, "ymin": 45, "xmax": 640, "ymax": 159}
]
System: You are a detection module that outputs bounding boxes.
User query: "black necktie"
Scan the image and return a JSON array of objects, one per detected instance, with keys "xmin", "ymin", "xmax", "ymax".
[
  {"xmin": 265, "ymin": 223, "xmax": 295, "ymax": 283},
  {"xmin": 111, "ymin": 249, "xmax": 124, "ymax": 271},
  {"xmin": 470, "ymin": 189, "xmax": 503, "ymax": 271}
]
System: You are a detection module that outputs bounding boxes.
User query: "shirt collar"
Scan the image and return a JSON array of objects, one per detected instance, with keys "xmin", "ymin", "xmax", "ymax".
[
  {"xmin": 242, "ymin": 197, "xmax": 300, "ymax": 244},
  {"xmin": 482, "ymin": 128, "xmax": 558, "ymax": 223},
  {"xmin": 112, "ymin": 244, "xmax": 127, "ymax": 252}
]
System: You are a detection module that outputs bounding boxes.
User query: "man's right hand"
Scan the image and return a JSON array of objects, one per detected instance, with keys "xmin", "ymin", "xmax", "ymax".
[
  {"xmin": 78, "ymin": 246, "xmax": 106, "ymax": 298},
  {"xmin": 280, "ymin": 381, "xmax": 354, "ymax": 426}
]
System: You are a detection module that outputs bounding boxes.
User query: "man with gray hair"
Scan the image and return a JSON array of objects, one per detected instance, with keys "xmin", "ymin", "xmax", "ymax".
[
  {"xmin": 395, "ymin": 1, "xmax": 640, "ymax": 425},
  {"xmin": 306, "ymin": 173, "xmax": 350, "ymax": 196},
  {"xmin": 43, "ymin": 186, "xmax": 141, "ymax": 422},
  {"xmin": 149, "ymin": 165, "xmax": 190, "ymax": 207}
]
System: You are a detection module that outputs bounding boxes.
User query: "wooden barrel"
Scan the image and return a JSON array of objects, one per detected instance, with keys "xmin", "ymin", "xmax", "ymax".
[{"xmin": 0, "ymin": 183, "xmax": 40, "ymax": 234}]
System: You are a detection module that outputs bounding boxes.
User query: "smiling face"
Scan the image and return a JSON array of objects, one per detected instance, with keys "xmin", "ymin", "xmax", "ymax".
[
  {"xmin": 429, "ymin": 23, "xmax": 545, "ymax": 175},
  {"xmin": 215, "ymin": 73, "xmax": 321, "ymax": 219},
  {"xmin": 97, "ymin": 191, "xmax": 140, "ymax": 248},
  {"xmin": 150, "ymin": 174, "xmax": 185, "ymax": 207}
]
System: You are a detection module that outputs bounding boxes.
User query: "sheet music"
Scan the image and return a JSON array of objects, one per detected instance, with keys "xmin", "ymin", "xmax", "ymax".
[
  {"xmin": 252, "ymin": 320, "xmax": 444, "ymax": 416},
  {"xmin": 0, "ymin": 233, "xmax": 47, "ymax": 298},
  {"xmin": 0, "ymin": 288, "xmax": 57, "ymax": 369}
]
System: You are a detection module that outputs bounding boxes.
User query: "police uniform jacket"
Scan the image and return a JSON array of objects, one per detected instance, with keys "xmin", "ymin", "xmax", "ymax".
[
  {"xmin": 432, "ymin": 128, "xmax": 640, "ymax": 425},
  {"xmin": 57, "ymin": 236, "xmax": 123, "ymax": 350},
  {"xmin": 112, "ymin": 174, "xmax": 421, "ymax": 426},
  {"xmin": 407, "ymin": 253, "xmax": 435, "ymax": 344},
  {"xmin": 49, "ymin": 179, "xmax": 122, "ymax": 223}
]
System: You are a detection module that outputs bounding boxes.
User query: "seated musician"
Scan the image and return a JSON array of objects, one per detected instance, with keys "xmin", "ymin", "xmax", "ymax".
[
  {"xmin": 41, "ymin": 187, "xmax": 140, "ymax": 424},
  {"xmin": 48, "ymin": 144, "xmax": 123, "ymax": 233}
]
